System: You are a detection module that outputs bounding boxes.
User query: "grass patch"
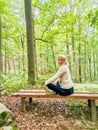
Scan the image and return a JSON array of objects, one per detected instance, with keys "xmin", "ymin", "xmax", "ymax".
[
  {"xmin": 1, "ymin": 73, "xmax": 98, "ymax": 94},
  {"xmin": 74, "ymin": 84, "xmax": 98, "ymax": 92}
]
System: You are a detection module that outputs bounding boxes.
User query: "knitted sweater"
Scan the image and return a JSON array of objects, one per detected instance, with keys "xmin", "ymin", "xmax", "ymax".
[{"xmin": 45, "ymin": 64, "xmax": 73, "ymax": 89}]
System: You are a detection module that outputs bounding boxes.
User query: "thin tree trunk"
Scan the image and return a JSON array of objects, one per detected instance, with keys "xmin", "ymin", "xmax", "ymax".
[
  {"xmin": 46, "ymin": 45, "xmax": 49, "ymax": 75},
  {"xmin": 21, "ymin": 33, "xmax": 25, "ymax": 73},
  {"xmin": 8, "ymin": 56, "xmax": 11, "ymax": 74},
  {"xmin": 93, "ymin": 50, "xmax": 96, "ymax": 80},
  {"xmin": 66, "ymin": 34, "xmax": 71, "ymax": 73},
  {"xmin": 92, "ymin": 27, "xmax": 96, "ymax": 81},
  {"xmin": 18, "ymin": 54, "xmax": 21, "ymax": 75},
  {"xmin": 50, "ymin": 42, "xmax": 56, "ymax": 71},
  {"xmin": 0, "ymin": 15, "xmax": 4, "ymax": 96},
  {"xmin": 71, "ymin": 23, "xmax": 75, "ymax": 62},
  {"xmin": 4, "ymin": 42, "xmax": 7, "ymax": 75},
  {"xmin": 0, "ymin": 15, "xmax": 3, "ymax": 85},
  {"xmin": 84, "ymin": 40, "xmax": 87, "ymax": 82},
  {"xmin": 78, "ymin": 34, "xmax": 82, "ymax": 83},
  {"xmin": 96, "ymin": 53, "xmax": 98, "ymax": 80},
  {"xmin": 11, "ymin": 43, "xmax": 16, "ymax": 75},
  {"xmin": 24, "ymin": 0, "xmax": 36, "ymax": 85},
  {"xmin": 78, "ymin": 1, "xmax": 82, "ymax": 83},
  {"xmin": 88, "ymin": 43, "xmax": 92, "ymax": 82},
  {"xmin": 39, "ymin": 45, "xmax": 43, "ymax": 74},
  {"xmin": 71, "ymin": 23, "xmax": 78, "ymax": 82},
  {"xmin": 89, "ymin": 47, "xmax": 92, "ymax": 81}
]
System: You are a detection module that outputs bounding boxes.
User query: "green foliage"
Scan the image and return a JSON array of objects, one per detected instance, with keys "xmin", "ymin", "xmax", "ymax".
[
  {"xmin": 1, "ymin": 73, "xmax": 28, "ymax": 93},
  {"xmin": 75, "ymin": 85, "xmax": 98, "ymax": 92},
  {"xmin": 0, "ymin": 0, "xmax": 9, "ymax": 14},
  {"xmin": 0, "ymin": 0, "xmax": 98, "ymax": 91},
  {"xmin": 86, "ymin": 8, "xmax": 98, "ymax": 27}
]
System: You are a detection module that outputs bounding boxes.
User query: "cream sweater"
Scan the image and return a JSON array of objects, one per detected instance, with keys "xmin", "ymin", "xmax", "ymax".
[{"xmin": 45, "ymin": 64, "xmax": 73, "ymax": 89}]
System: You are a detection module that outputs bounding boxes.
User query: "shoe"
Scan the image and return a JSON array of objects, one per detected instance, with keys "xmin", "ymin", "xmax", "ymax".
[{"xmin": 45, "ymin": 90, "xmax": 56, "ymax": 95}]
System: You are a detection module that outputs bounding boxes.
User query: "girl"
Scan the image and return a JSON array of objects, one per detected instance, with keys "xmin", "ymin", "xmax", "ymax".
[{"xmin": 44, "ymin": 54, "xmax": 74, "ymax": 96}]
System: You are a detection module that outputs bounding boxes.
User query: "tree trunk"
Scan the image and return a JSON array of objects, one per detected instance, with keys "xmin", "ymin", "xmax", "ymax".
[
  {"xmin": 92, "ymin": 27, "xmax": 96, "ymax": 81},
  {"xmin": 71, "ymin": 23, "xmax": 78, "ymax": 82},
  {"xmin": 93, "ymin": 50, "xmax": 96, "ymax": 81},
  {"xmin": 39, "ymin": 46, "xmax": 43, "ymax": 74},
  {"xmin": 84, "ymin": 40, "xmax": 87, "ymax": 82},
  {"xmin": 66, "ymin": 34, "xmax": 71, "ymax": 73},
  {"xmin": 24, "ymin": 0, "xmax": 36, "ymax": 85},
  {"xmin": 11, "ymin": 43, "xmax": 16, "ymax": 75},
  {"xmin": 50, "ymin": 42, "xmax": 56, "ymax": 72},
  {"xmin": 0, "ymin": 15, "xmax": 4, "ymax": 96},
  {"xmin": 20, "ymin": 33, "xmax": 25, "ymax": 73},
  {"xmin": 0, "ymin": 15, "xmax": 3, "ymax": 80},
  {"xmin": 46, "ymin": 45, "xmax": 49, "ymax": 75},
  {"xmin": 78, "ymin": 32, "xmax": 82, "ymax": 83},
  {"xmin": 18, "ymin": 54, "xmax": 21, "ymax": 75},
  {"xmin": 8, "ymin": 55, "xmax": 11, "ymax": 74},
  {"xmin": 96, "ymin": 53, "xmax": 98, "ymax": 80},
  {"xmin": 4, "ymin": 42, "xmax": 7, "ymax": 75},
  {"xmin": 71, "ymin": 23, "xmax": 75, "ymax": 62},
  {"xmin": 78, "ymin": 2, "xmax": 82, "ymax": 83},
  {"xmin": 88, "ymin": 46, "xmax": 92, "ymax": 82}
]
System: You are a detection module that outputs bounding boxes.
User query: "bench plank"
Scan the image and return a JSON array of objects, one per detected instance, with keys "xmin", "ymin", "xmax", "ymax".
[
  {"xmin": 12, "ymin": 92, "xmax": 98, "ymax": 100},
  {"xmin": 11, "ymin": 90, "xmax": 98, "ymax": 122},
  {"xmin": 19, "ymin": 90, "xmax": 45, "ymax": 93},
  {"xmin": 19, "ymin": 90, "xmax": 98, "ymax": 94}
]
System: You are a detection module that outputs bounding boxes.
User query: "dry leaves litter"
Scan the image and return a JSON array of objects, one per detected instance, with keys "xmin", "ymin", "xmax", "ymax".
[{"xmin": 0, "ymin": 96, "xmax": 98, "ymax": 130}]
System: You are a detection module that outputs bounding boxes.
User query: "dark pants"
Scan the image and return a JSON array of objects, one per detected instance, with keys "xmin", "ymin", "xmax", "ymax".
[{"xmin": 47, "ymin": 82, "xmax": 74, "ymax": 96}]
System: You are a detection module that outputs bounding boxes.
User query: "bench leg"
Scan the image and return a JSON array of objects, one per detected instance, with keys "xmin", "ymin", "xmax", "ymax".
[
  {"xmin": 88, "ymin": 99, "xmax": 96, "ymax": 122},
  {"xmin": 91, "ymin": 100, "xmax": 97, "ymax": 122},
  {"xmin": 29, "ymin": 97, "xmax": 32, "ymax": 105},
  {"xmin": 88, "ymin": 99, "xmax": 91, "ymax": 120},
  {"xmin": 21, "ymin": 97, "xmax": 25, "ymax": 112}
]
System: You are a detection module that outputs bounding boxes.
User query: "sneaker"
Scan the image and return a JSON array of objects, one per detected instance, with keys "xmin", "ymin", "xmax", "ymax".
[{"xmin": 45, "ymin": 90, "xmax": 56, "ymax": 95}]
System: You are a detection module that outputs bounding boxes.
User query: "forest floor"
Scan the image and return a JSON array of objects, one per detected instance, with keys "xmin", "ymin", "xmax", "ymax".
[{"xmin": 0, "ymin": 96, "xmax": 98, "ymax": 130}]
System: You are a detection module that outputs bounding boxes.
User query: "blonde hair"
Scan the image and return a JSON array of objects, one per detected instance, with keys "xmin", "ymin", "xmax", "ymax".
[{"xmin": 57, "ymin": 54, "xmax": 69, "ymax": 66}]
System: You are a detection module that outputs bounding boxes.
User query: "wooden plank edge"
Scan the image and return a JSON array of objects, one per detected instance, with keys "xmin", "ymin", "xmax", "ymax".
[{"xmin": 18, "ymin": 90, "xmax": 98, "ymax": 94}]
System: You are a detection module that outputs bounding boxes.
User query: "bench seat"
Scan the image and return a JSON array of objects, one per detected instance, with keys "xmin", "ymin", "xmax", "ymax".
[
  {"xmin": 12, "ymin": 90, "xmax": 98, "ymax": 122},
  {"xmin": 12, "ymin": 91, "xmax": 98, "ymax": 99}
]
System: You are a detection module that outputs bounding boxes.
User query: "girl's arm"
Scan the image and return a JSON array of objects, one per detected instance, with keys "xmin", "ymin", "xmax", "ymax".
[{"xmin": 44, "ymin": 65, "xmax": 66, "ymax": 85}]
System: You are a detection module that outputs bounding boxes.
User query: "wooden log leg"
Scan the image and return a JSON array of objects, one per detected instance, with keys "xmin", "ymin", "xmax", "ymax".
[
  {"xmin": 29, "ymin": 98, "xmax": 33, "ymax": 110},
  {"xmin": 91, "ymin": 100, "xmax": 96, "ymax": 122},
  {"xmin": 29, "ymin": 97, "xmax": 32, "ymax": 105},
  {"xmin": 21, "ymin": 97, "xmax": 25, "ymax": 112},
  {"xmin": 88, "ymin": 99, "xmax": 91, "ymax": 120}
]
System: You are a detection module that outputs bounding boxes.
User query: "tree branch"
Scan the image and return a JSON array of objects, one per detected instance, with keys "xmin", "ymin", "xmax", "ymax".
[{"xmin": 35, "ymin": 38, "xmax": 49, "ymax": 43}]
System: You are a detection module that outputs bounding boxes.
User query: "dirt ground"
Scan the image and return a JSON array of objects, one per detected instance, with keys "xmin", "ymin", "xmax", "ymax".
[{"xmin": 0, "ymin": 96, "xmax": 98, "ymax": 130}]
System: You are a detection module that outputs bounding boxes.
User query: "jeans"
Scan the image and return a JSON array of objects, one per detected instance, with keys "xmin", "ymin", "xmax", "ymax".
[{"xmin": 47, "ymin": 82, "xmax": 74, "ymax": 96}]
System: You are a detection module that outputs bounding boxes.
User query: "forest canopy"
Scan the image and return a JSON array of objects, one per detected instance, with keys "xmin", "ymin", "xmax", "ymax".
[{"xmin": 0, "ymin": 0, "xmax": 98, "ymax": 91}]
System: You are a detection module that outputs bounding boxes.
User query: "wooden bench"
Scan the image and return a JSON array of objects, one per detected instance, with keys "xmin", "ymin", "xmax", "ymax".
[{"xmin": 12, "ymin": 90, "xmax": 98, "ymax": 122}]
